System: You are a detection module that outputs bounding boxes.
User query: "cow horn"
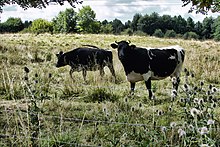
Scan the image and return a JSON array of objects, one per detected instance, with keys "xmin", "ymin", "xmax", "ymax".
[
  {"xmin": 59, "ymin": 51, "xmax": 63, "ymax": 55},
  {"xmin": 128, "ymin": 40, "xmax": 131, "ymax": 44},
  {"xmin": 115, "ymin": 41, "xmax": 119, "ymax": 44}
]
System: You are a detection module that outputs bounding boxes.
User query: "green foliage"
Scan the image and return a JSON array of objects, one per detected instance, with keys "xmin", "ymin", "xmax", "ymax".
[
  {"xmin": 153, "ymin": 29, "xmax": 164, "ymax": 38},
  {"xmin": 213, "ymin": 16, "xmax": 220, "ymax": 41},
  {"xmin": 77, "ymin": 6, "xmax": 100, "ymax": 33},
  {"xmin": 100, "ymin": 23, "xmax": 113, "ymax": 34},
  {"xmin": 164, "ymin": 30, "xmax": 177, "ymax": 38},
  {"xmin": 0, "ymin": 0, "xmax": 82, "ymax": 13},
  {"xmin": 181, "ymin": 0, "xmax": 220, "ymax": 14},
  {"xmin": 84, "ymin": 88, "xmax": 119, "ymax": 103},
  {"xmin": 52, "ymin": 8, "xmax": 77, "ymax": 33},
  {"xmin": 183, "ymin": 31, "xmax": 199, "ymax": 40},
  {"xmin": 0, "ymin": 17, "xmax": 24, "ymax": 33},
  {"xmin": 29, "ymin": 18, "xmax": 53, "ymax": 34},
  {"xmin": 111, "ymin": 19, "xmax": 125, "ymax": 34}
]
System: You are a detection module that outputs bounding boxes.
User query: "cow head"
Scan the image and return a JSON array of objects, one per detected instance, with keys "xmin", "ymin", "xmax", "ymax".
[
  {"xmin": 110, "ymin": 40, "xmax": 136, "ymax": 60},
  {"xmin": 56, "ymin": 51, "xmax": 67, "ymax": 67}
]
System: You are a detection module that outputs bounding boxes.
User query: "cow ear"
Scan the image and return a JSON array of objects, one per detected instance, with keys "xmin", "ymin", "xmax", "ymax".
[
  {"xmin": 110, "ymin": 43, "xmax": 118, "ymax": 49},
  {"xmin": 56, "ymin": 51, "xmax": 63, "ymax": 58},
  {"xmin": 130, "ymin": 45, "xmax": 136, "ymax": 49}
]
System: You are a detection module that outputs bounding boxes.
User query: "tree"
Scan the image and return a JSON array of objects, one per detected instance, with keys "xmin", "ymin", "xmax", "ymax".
[
  {"xmin": 213, "ymin": 16, "xmax": 220, "ymax": 41},
  {"xmin": 0, "ymin": 0, "xmax": 82, "ymax": 13},
  {"xmin": 100, "ymin": 20, "xmax": 113, "ymax": 34},
  {"xmin": 181, "ymin": 0, "xmax": 220, "ymax": 14},
  {"xmin": 1, "ymin": 17, "xmax": 24, "ymax": 32},
  {"xmin": 52, "ymin": 8, "xmax": 77, "ymax": 33},
  {"xmin": 202, "ymin": 17, "xmax": 214, "ymax": 39},
  {"xmin": 194, "ymin": 21, "xmax": 203, "ymax": 38},
  {"xmin": 183, "ymin": 32, "xmax": 199, "ymax": 40},
  {"xmin": 77, "ymin": 6, "xmax": 100, "ymax": 33},
  {"xmin": 186, "ymin": 17, "xmax": 195, "ymax": 32},
  {"xmin": 111, "ymin": 19, "xmax": 124, "ymax": 34},
  {"xmin": 131, "ymin": 13, "xmax": 142, "ymax": 32},
  {"xmin": 29, "ymin": 18, "xmax": 53, "ymax": 34}
]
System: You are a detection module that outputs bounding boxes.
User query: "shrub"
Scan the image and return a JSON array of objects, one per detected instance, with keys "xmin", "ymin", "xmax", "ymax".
[
  {"xmin": 153, "ymin": 29, "xmax": 164, "ymax": 38},
  {"xmin": 183, "ymin": 32, "xmax": 199, "ymax": 40},
  {"xmin": 29, "ymin": 19, "xmax": 53, "ymax": 34},
  {"xmin": 164, "ymin": 30, "xmax": 176, "ymax": 38}
]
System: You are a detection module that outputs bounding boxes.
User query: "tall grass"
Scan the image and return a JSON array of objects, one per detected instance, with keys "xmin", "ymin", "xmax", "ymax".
[{"xmin": 0, "ymin": 33, "xmax": 219, "ymax": 146}]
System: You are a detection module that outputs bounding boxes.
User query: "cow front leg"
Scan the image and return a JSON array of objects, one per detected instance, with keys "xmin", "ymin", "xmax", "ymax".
[
  {"xmin": 82, "ymin": 70, "xmax": 87, "ymax": 83},
  {"xmin": 69, "ymin": 69, "xmax": 74, "ymax": 79},
  {"xmin": 108, "ymin": 64, "xmax": 116, "ymax": 80},
  {"xmin": 99, "ymin": 68, "xmax": 105, "ymax": 78},
  {"xmin": 145, "ymin": 79, "xmax": 153, "ymax": 99},
  {"xmin": 130, "ymin": 82, "xmax": 135, "ymax": 95}
]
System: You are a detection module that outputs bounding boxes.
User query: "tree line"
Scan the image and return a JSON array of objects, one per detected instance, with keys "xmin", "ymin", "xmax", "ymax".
[{"xmin": 0, "ymin": 6, "xmax": 220, "ymax": 41}]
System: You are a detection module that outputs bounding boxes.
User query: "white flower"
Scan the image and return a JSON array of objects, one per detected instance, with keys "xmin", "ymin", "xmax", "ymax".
[
  {"xmin": 161, "ymin": 126, "xmax": 167, "ymax": 133},
  {"xmin": 170, "ymin": 122, "xmax": 177, "ymax": 128},
  {"xmin": 178, "ymin": 128, "xmax": 186, "ymax": 137},
  {"xmin": 171, "ymin": 77, "xmax": 177, "ymax": 84},
  {"xmin": 198, "ymin": 98, "xmax": 204, "ymax": 105},
  {"xmin": 200, "ymin": 144, "xmax": 209, "ymax": 147},
  {"xmin": 171, "ymin": 89, "xmax": 177, "ymax": 98},
  {"xmin": 193, "ymin": 98, "xmax": 199, "ymax": 104},
  {"xmin": 207, "ymin": 119, "xmax": 215, "ymax": 125},
  {"xmin": 190, "ymin": 108, "xmax": 200, "ymax": 118},
  {"xmin": 199, "ymin": 127, "xmax": 209, "ymax": 135},
  {"xmin": 211, "ymin": 87, "xmax": 217, "ymax": 93}
]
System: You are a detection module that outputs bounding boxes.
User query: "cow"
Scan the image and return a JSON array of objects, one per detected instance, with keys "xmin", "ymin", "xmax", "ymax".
[
  {"xmin": 110, "ymin": 40, "xmax": 185, "ymax": 99},
  {"xmin": 56, "ymin": 45, "xmax": 116, "ymax": 82}
]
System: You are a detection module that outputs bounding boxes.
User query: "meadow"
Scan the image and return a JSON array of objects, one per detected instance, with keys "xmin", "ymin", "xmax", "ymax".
[{"xmin": 0, "ymin": 33, "xmax": 219, "ymax": 146}]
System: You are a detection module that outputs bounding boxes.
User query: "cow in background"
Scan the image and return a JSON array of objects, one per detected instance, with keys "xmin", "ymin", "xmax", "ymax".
[
  {"xmin": 56, "ymin": 45, "xmax": 116, "ymax": 82},
  {"xmin": 110, "ymin": 40, "xmax": 185, "ymax": 99}
]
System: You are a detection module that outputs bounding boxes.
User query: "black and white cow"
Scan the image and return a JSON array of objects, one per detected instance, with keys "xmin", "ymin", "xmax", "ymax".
[
  {"xmin": 56, "ymin": 46, "xmax": 116, "ymax": 82},
  {"xmin": 110, "ymin": 41, "xmax": 185, "ymax": 99}
]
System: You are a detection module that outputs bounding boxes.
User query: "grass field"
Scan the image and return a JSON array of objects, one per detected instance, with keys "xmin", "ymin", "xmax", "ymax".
[{"xmin": 0, "ymin": 33, "xmax": 220, "ymax": 146}]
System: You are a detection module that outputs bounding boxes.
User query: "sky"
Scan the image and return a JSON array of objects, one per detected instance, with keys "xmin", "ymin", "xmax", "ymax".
[{"xmin": 0, "ymin": 0, "xmax": 219, "ymax": 23}]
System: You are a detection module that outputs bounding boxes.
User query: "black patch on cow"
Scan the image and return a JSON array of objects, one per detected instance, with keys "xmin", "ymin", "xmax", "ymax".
[{"xmin": 148, "ymin": 49, "xmax": 178, "ymax": 77}]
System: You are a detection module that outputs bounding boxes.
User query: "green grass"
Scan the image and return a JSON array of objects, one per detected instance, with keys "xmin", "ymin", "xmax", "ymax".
[{"xmin": 0, "ymin": 33, "xmax": 220, "ymax": 146}]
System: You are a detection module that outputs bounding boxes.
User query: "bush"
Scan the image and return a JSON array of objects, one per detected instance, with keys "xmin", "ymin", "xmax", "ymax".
[
  {"xmin": 183, "ymin": 32, "xmax": 199, "ymax": 40},
  {"xmin": 29, "ymin": 19, "xmax": 53, "ymax": 34},
  {"xmin": 153, "ymin": 29, "xmax": 164, "ymax": 38},
  {"xmin": 164, "ymin": 30, "xmax": 176, "ymax": 38}
]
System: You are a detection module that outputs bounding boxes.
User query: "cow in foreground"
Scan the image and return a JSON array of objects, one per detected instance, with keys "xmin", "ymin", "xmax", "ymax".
[
  {"xmin": 110, "ymin": 41, "xmax": 185, "ymax": 99},
  {"xmin": 56, "ymin": 46, "xmax": 116, "ymax": 82}
]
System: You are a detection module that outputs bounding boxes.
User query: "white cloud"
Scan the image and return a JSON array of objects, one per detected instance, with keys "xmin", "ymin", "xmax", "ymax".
[{"xmin": 0, "ymin": 0, "xmax": 218, "ymax": 23}]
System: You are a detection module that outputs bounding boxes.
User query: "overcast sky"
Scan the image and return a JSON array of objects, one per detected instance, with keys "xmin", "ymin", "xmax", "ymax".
[{"xmin": 0, "ymin": 0, "xmax": 219, "ymax": 23}]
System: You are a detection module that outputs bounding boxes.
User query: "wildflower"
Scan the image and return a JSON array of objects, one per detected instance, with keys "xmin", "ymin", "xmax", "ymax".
[
  {"xmin": 190, "ymin": 108, "xmax": 200, "ymax": 118},
  {"xmin": 193, "ymin": 98, "xmax": 199, "ymax": 104},
  {"xmin": 200, "ymin": 81, "xmax": 204, "ymax": 86},
  {"xmin": 183, "ymin": 84, "xmax": 189, "ymax": 92},
  {"xmin": 207, "ymin": 119, "xmax": 215, "ymax": 125},
  {"xmin": 24, "ymin": 66, "xmax": 30, "ymax": 73},
  {"xmin": 188, "ymin": 124, "xmax": 194, "ymax": 132},
  {"xmin": 171, "ymin": 77, "xmax": 177, "ymax": 84},
  {"xmin": 198, "ymin": 98, "xmax": 204, "ymax": 105},
  {"xmin": 211, "ymin": 87, "xmax": 217, "ymax": 93},
  {"xmin": 48, "ymin": 73, "xmax": 52, "ymax": 78},
  {"xmin": 180, "ymin": 98, "xmax": 185, "ymax": 103},
  {"xmin": 157, "ymin": 110, "xmax": 164, "ymax": 116},
  {"xmin": 171, "ymin": 89, "xmax": 177, "ymax": 98},
  {"xmin": 206, "ymin": 90, "xmax": 211, "ymax": 95},
  {"xmin": 199, "ymin": 127, "xmax": 209, "ymax": 135},
  {"xmin": 209, "ymin": 84, "xmax": 212, "ymax": 90},
  {"xmin": 170, "ymin": 122, "xmax": 177, "ymax": 128},
  {"xmin": 161, "ymin": 126, "xmax": 167, "ymax": 133},
  {"xmin": 178, "ymin": 128, "xmax": 186, "ymax": 137},
  {"xmin": 168, "ymin": 105, "xmax": 172, "ymax": 111},
  {"xmin": 131, "ymin": 106, "xmax": 135, "ymax": 112}
]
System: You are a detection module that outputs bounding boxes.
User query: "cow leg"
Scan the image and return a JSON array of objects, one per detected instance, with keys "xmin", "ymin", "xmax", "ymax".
[
  {"xmin": 130, "ymin": 82, "xmax": 135, "ymax": 95},
  {"xmin": 143, "ymin": 71, "xmax": 152, "ymax": 99},
  {"xmin": 145, "ymin": 79, "xmax": 153, "ymax": 99},
  {"xmin": 99, "ymin": 68, "xmax": 105, "ymax": 78},
  {"xmin": 82, "ymin": 69, "xmax": 87, "ymax": 82},
  {"xmin": 69, "ymin": 69, "xmax": 74, "ymax": 79},
  {"xmin": 108, "ymin": 64, "xmax": 116, "ymax": 80}
]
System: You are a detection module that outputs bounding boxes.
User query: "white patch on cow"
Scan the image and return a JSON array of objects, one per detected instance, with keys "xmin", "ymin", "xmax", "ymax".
[
  {"xmin": 142, "ymin": 71, "xmax": 151, "ymax": 81},
  {"xmin": 127, "ymin": 71, "xmax": 144, "ymax": 82},
  {"xmin": 168, "ymin": 55, "xmax": 176, "ymax": 60}
]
